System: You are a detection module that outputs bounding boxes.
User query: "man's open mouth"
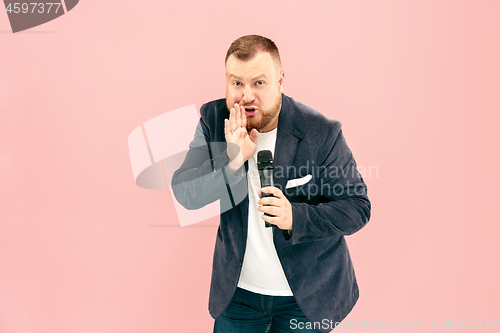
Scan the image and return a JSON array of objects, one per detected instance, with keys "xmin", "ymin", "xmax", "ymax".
[{"xmin": 244, "ymin": 107, "xmax": 258, "ymax": 115}]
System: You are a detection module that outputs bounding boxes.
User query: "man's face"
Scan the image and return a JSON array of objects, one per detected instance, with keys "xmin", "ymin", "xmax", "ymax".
[{"xmin": 225, "ymin": 52, "xmax": 284, "ymax": 133}]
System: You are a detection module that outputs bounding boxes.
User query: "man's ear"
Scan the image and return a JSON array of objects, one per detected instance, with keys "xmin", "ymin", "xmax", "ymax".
[{"xmin": 279, "ymin": 70, "xmax": 285, "ymax": 93}]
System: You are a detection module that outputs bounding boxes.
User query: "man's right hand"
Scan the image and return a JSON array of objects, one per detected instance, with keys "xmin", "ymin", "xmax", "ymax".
[{"xmin": 224, "ymin": 103, "xmax": 259, "ymax": 174}]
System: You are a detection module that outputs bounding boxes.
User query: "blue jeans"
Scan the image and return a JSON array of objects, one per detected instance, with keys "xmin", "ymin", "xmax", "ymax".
[{"xmin": 213, "ymin": 287, "xmax": 321, "ymax": 333}]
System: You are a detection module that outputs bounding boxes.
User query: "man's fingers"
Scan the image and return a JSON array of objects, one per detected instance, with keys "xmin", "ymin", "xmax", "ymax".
[
  {"xmin": 230, "ymin": 107, "xmax": 237, "ymax": 132},
  {"xmin": 224, "ymin": 119, "xmax": 230, "ymax": 139},
  {"xmin": 235, "ymin": 104, "xmax": 242, "ymax": 129},
  {"xmin": 261, "ymin": 186, "xmax": 283, "ymax": 198},
  {"xmin": 258, "ymin": 205, "xmax": 279, "ymax": 215},
  {"xmin": 259, "ymin": 196, "xmax": 281, "ymax": 207},
  {"xmin": 261, "ymin": 214, "xmax": 278, "ymax": 224},
  {"xmin": 249, "ymin": 128, "xmax": 259, "ymax": 143},
  {"xmin": 241, "ymin": 106, "xmax": 247, "ymax": 129}
]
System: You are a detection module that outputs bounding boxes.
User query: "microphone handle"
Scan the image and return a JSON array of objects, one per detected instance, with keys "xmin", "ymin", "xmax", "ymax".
[
  {"xmin": 262, "ymin": 192, "xmax": 274, "ymax": 228},
  {"xmin": 260, "ymin": 168, "xmax": 274, "ymax": 228}
]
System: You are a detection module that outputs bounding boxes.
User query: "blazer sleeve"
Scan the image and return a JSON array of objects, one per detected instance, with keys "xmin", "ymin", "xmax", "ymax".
[
  {"xmin": 287, "ymin": 128, "xmax": 371, "ymax": 245},
  {"xmin": 171, "ymin": 108, "xmax": 248, "ymax": 211}
]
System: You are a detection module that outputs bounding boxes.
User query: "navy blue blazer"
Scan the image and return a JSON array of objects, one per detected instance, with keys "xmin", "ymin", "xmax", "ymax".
[{"xmin": 172, "ymin": 94, "xmax": 371, "ymax": 332}]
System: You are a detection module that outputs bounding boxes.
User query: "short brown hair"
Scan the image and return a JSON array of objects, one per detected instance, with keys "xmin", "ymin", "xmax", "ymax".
[{"xmin": 225, "ymin": 35, "xmax": 281, "ymax": 67}]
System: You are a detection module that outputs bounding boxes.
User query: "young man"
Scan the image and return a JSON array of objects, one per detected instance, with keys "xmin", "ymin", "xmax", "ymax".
[{"xmin": 172, "ymin": 35, "xmax": 371, "ymax": 333}]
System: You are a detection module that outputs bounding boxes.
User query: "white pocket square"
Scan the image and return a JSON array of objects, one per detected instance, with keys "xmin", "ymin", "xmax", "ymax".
[{"xmin": 285, "ymin": 174, "xmax": 312, "ymax": 189}]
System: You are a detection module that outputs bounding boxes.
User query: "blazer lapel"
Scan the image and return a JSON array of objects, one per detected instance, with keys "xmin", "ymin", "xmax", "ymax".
[{"xmin": 273, "ymin": 94, "xmax": 304, "ymax": 191}]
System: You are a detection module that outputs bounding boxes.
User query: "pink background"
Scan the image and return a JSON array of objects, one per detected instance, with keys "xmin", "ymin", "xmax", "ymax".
[{"xmin": 1, "ymin": 0, "xmax": 499, "ymax": 332}]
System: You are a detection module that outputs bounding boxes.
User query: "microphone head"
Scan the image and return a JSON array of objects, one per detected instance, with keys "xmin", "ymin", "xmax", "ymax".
[{"xmin": 257, "ymin": 150, "xmax": 274, "ymax": 169}]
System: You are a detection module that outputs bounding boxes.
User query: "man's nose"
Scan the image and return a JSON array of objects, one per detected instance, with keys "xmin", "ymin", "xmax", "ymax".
[{"xmin": 241, "ymin": 85, "xmax": 255, "ymax": 104}]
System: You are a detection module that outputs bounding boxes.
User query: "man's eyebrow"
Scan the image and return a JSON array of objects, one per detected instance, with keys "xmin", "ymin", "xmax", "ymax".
[
  {"xmin": 227, "ymin": 74, "xmax": 268, "ymax": 80},
  {"xmin": 252, "ymin": 74, "xmax": 267, "ymax": 80}
]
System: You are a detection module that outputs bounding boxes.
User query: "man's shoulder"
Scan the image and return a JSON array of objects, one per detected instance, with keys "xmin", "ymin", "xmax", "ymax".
[
  {"xmin": 199, "ymin": 98, "xmax": 227, "ymax": 123},
  {"xmin": 284, "ymin": 95, "xmax": 342, "ymax": 135}
]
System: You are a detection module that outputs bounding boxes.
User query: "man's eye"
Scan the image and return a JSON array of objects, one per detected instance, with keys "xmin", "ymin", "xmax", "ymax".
[
  {"xmin": 256, "ymin": 81, "xmax": 264, "ymax": 86},
  {"xmin": 234, "ymin": 82, "xmax": 242, "ymax": 87}
]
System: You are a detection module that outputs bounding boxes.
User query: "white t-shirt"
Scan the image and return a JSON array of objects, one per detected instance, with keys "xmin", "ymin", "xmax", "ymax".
[{"xmin": 237, "ymin": 128, "xmax": 293, "ymax": 296}]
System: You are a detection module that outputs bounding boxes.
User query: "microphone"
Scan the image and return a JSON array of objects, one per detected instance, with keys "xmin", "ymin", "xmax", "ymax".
[{"xmin": 257, "ymin": 150, "xmax": 274, "ymax": 228}]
